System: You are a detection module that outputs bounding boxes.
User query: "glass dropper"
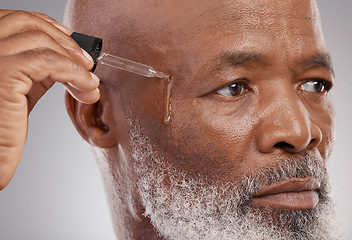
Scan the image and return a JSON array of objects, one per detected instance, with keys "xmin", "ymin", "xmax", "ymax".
[
  {"xmin": 96, "ymin": 52, "xmax": 169, "ymax": 79},
  {"xmin": 71, "ymin": 32, "xmax": 169, "ymax": 79}
]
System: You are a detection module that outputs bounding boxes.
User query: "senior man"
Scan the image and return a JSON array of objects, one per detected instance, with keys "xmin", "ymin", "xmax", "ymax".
[{"xmin": 0, "ymin": 0, "xmax": 343, "ymax": 239}]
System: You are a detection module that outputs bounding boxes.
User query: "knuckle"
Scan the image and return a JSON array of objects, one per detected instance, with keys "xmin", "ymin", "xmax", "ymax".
[
  {"xmin": 26, "ymin": 30, "xmax": 53, "ymax": 42},
  {"xmin": 0, "ymin": 47, "xmax": 87, "ymax": 85},
  {"xmin": 10, "ymin": 10, "xmax": 33, "ymax": 23},
  {"xmin": 32, "ymin": 48, "xmax": 62, "ymax": 69},
  {"xmin": 69, "ymin": 60, "xmax": 84, "ymax": 72},
  {"xmin": 55, "ymin": 33, "xmax": 81, "ymax": 54},
  {"xmin": 27, "ymin": 48, "xmax": 85, "ymax": 76},
  {"xmin": 8, "ymin": 11, "xmax": 46, "ymax": 33},
  {"xmin": 27, "ymin": 47, "xmax": 56, "ymax": 59},
  {"xmin": 0, "ymin": 31, "xmax": 53, "ymax": 57},
  {"xmin": 33, "ymin": 12, "xmax": 51, "ymax": 20},
  {"xmin": 17, "ymin": 48, "xmax": 60, "ymax": 77}
]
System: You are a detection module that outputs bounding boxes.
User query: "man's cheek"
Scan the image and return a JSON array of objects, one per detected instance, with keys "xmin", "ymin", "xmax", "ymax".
[{"xmin": 151, "ymin": 117, "xmax": 252, "ymax": 181}]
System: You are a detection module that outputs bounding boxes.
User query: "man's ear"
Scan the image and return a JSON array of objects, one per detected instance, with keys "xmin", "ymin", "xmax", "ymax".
[{"xmin": 65, "ymin": 85, "xmax": 118, "ymax": 148}]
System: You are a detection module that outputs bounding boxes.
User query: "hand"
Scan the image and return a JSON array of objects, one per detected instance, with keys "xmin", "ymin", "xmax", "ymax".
[{"xmin": 0, "ymin": 10, "xmax": 100, "ymax": 190}]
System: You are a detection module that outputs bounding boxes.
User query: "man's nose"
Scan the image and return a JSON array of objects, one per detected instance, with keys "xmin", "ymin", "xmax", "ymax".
[{"xmin": 255, "ymin": 93, "xmax": 322, "ymax": 154}]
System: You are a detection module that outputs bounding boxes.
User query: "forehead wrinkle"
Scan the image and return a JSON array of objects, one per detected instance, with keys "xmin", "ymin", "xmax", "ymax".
[{"xmin": 181, "ymin": 0, "xmax": 321, "ymax": 47}]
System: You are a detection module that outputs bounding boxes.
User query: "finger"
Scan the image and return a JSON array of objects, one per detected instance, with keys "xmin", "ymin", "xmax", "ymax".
[
  {"xmin": 64, "ymin": 84, "xmax": 100, "ymax": 104},
  {"xmin": 0, "ymin": 11, "xmax": 93, "ymax": 70},
  {"xmin": 0, "ymin": 9, "xmax": 71, "ymax": 35},
  {"xmin": 2, "ymin": 48, "xmax": 99, "ymax": 93},
  {"xmin": 0, "ymin": 9, "xmax": 16, "ymax": 18},
  {"xmin": 0, "ymin": 31, "xmax": 75, "ymax": 59},
  {"xmin": 0, "ymin": 30, "xmax": 93, "ymax": 65},
  {"xmin": 26, "ymin": 12, "xmax": 71, "ymax": 35}
]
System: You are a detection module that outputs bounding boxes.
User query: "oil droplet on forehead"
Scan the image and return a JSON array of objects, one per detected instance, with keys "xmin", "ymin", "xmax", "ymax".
[{"xmin": 163, "ymin": 76, "xmax": 173, "ymax": 124}]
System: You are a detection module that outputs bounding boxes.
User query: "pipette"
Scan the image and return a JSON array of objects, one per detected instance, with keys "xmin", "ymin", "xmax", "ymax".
[{"xmin": 71, "ymin": 32, "xmax": 169, "ymax": 79}]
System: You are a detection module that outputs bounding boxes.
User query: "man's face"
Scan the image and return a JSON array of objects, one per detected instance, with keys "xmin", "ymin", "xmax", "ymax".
[
  {"xmin": 91, "ymin": 0, "xmax": 340, "ymax": 238},
  {"xmin": 113, "ymin": 0, "xmax": 334, "ymax": 179}
]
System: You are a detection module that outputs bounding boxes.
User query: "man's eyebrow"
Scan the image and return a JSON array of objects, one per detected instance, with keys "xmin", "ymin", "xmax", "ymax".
[
  {"xmin": 210, "ymin": 51, "xmax": 334, "ymax": 76},
  {"xmin": 298, "ymin": 52, "xmax": 334, "ymax": 76},
  {"xmin": 209, "ymin": 51, "xmax": 263, "ymax": 74},
  {"xmin": 220, "ymin": 51, "xmax": 262, "ymax": 66}
]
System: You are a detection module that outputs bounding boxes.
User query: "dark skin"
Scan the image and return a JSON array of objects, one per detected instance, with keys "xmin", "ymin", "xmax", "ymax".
[
  {"xmin": 0, "ymin": 0, "xmax": 335, "ymax": 239},
  {"xmin": 66, "ymin": 0, "xmax": 335, "ymax": 238},
  {"xmin": 0, "ymin": 9, "xmax": 100, "ymax": 189}
]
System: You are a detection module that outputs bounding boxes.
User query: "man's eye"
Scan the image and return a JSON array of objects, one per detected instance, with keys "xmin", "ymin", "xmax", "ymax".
[
  {"xmin": 216, "ymin": 82, "xmax": 245, "ymax": 97},
  {"xmin": 300, "ymin": 79, "xmax": 329, "ymax": 93}
]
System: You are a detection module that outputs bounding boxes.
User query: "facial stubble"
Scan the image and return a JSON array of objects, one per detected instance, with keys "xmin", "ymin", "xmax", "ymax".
[{"xmin": 127, "ymin": 120, "xmax": 342, "ymax": 240}]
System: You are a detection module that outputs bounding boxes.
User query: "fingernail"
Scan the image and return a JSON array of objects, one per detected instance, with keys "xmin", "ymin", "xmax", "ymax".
[
  {"xmin": 82, "ymin": 49, "xmax": 93, "ymax": 62},
  {"xmin": 90, "ymin": 72, "xmax": 100, "ymax": 84},
  {"xmin": 95, "ymin": 88, "xmax": 100, "ymax": 94}
]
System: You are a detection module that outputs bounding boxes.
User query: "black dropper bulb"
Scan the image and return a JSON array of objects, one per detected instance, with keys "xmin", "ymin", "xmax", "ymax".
[{"xmin": 71, "ymin": 32, "xmax": 102, "ymax": 72}]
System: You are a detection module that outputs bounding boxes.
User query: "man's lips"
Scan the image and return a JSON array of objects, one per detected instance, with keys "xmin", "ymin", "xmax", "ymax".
[{"xmin": 251, "ymin": 177, "xmax": 321, "ymax": 210}]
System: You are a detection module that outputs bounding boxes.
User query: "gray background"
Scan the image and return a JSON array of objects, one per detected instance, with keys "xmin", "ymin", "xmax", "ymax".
[{"xmin": 0, "ymin": 1, "xmax": 351, "ymax": 239}]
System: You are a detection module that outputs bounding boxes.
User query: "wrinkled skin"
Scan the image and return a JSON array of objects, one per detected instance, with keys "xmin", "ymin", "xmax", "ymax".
[
  {"xmin": 0, "ymin": 9, "xmax": 100, "ymax": 190},
  {"xmin": 66, "ymin": 0, "xmax": 335, "ymax": 239}
]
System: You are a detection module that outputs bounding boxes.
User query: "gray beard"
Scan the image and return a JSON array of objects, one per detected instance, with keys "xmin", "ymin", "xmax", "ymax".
[{"xmin": 128, "ymin": 121, "xmax": 343, "ymax": 240}]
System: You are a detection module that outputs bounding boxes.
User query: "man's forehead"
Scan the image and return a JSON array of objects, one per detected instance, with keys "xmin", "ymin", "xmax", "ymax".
[
  {"xmin": 75, "ymin": 0, "xmax": 320, "ymax": 38},
  {"xmin": 108, "ymin": 0, "xmax": 318, "ymax": 33},
  {"xmin": 114, "ymin": 0, "xmax": 316, "ymax": 19},
  {"xmin": 70, "ymin": 0, "xmax": 325, "ymax": 83},
  {"xmin": 94, "ymin": 0, "xmax": 321, "ymax": 53}
]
